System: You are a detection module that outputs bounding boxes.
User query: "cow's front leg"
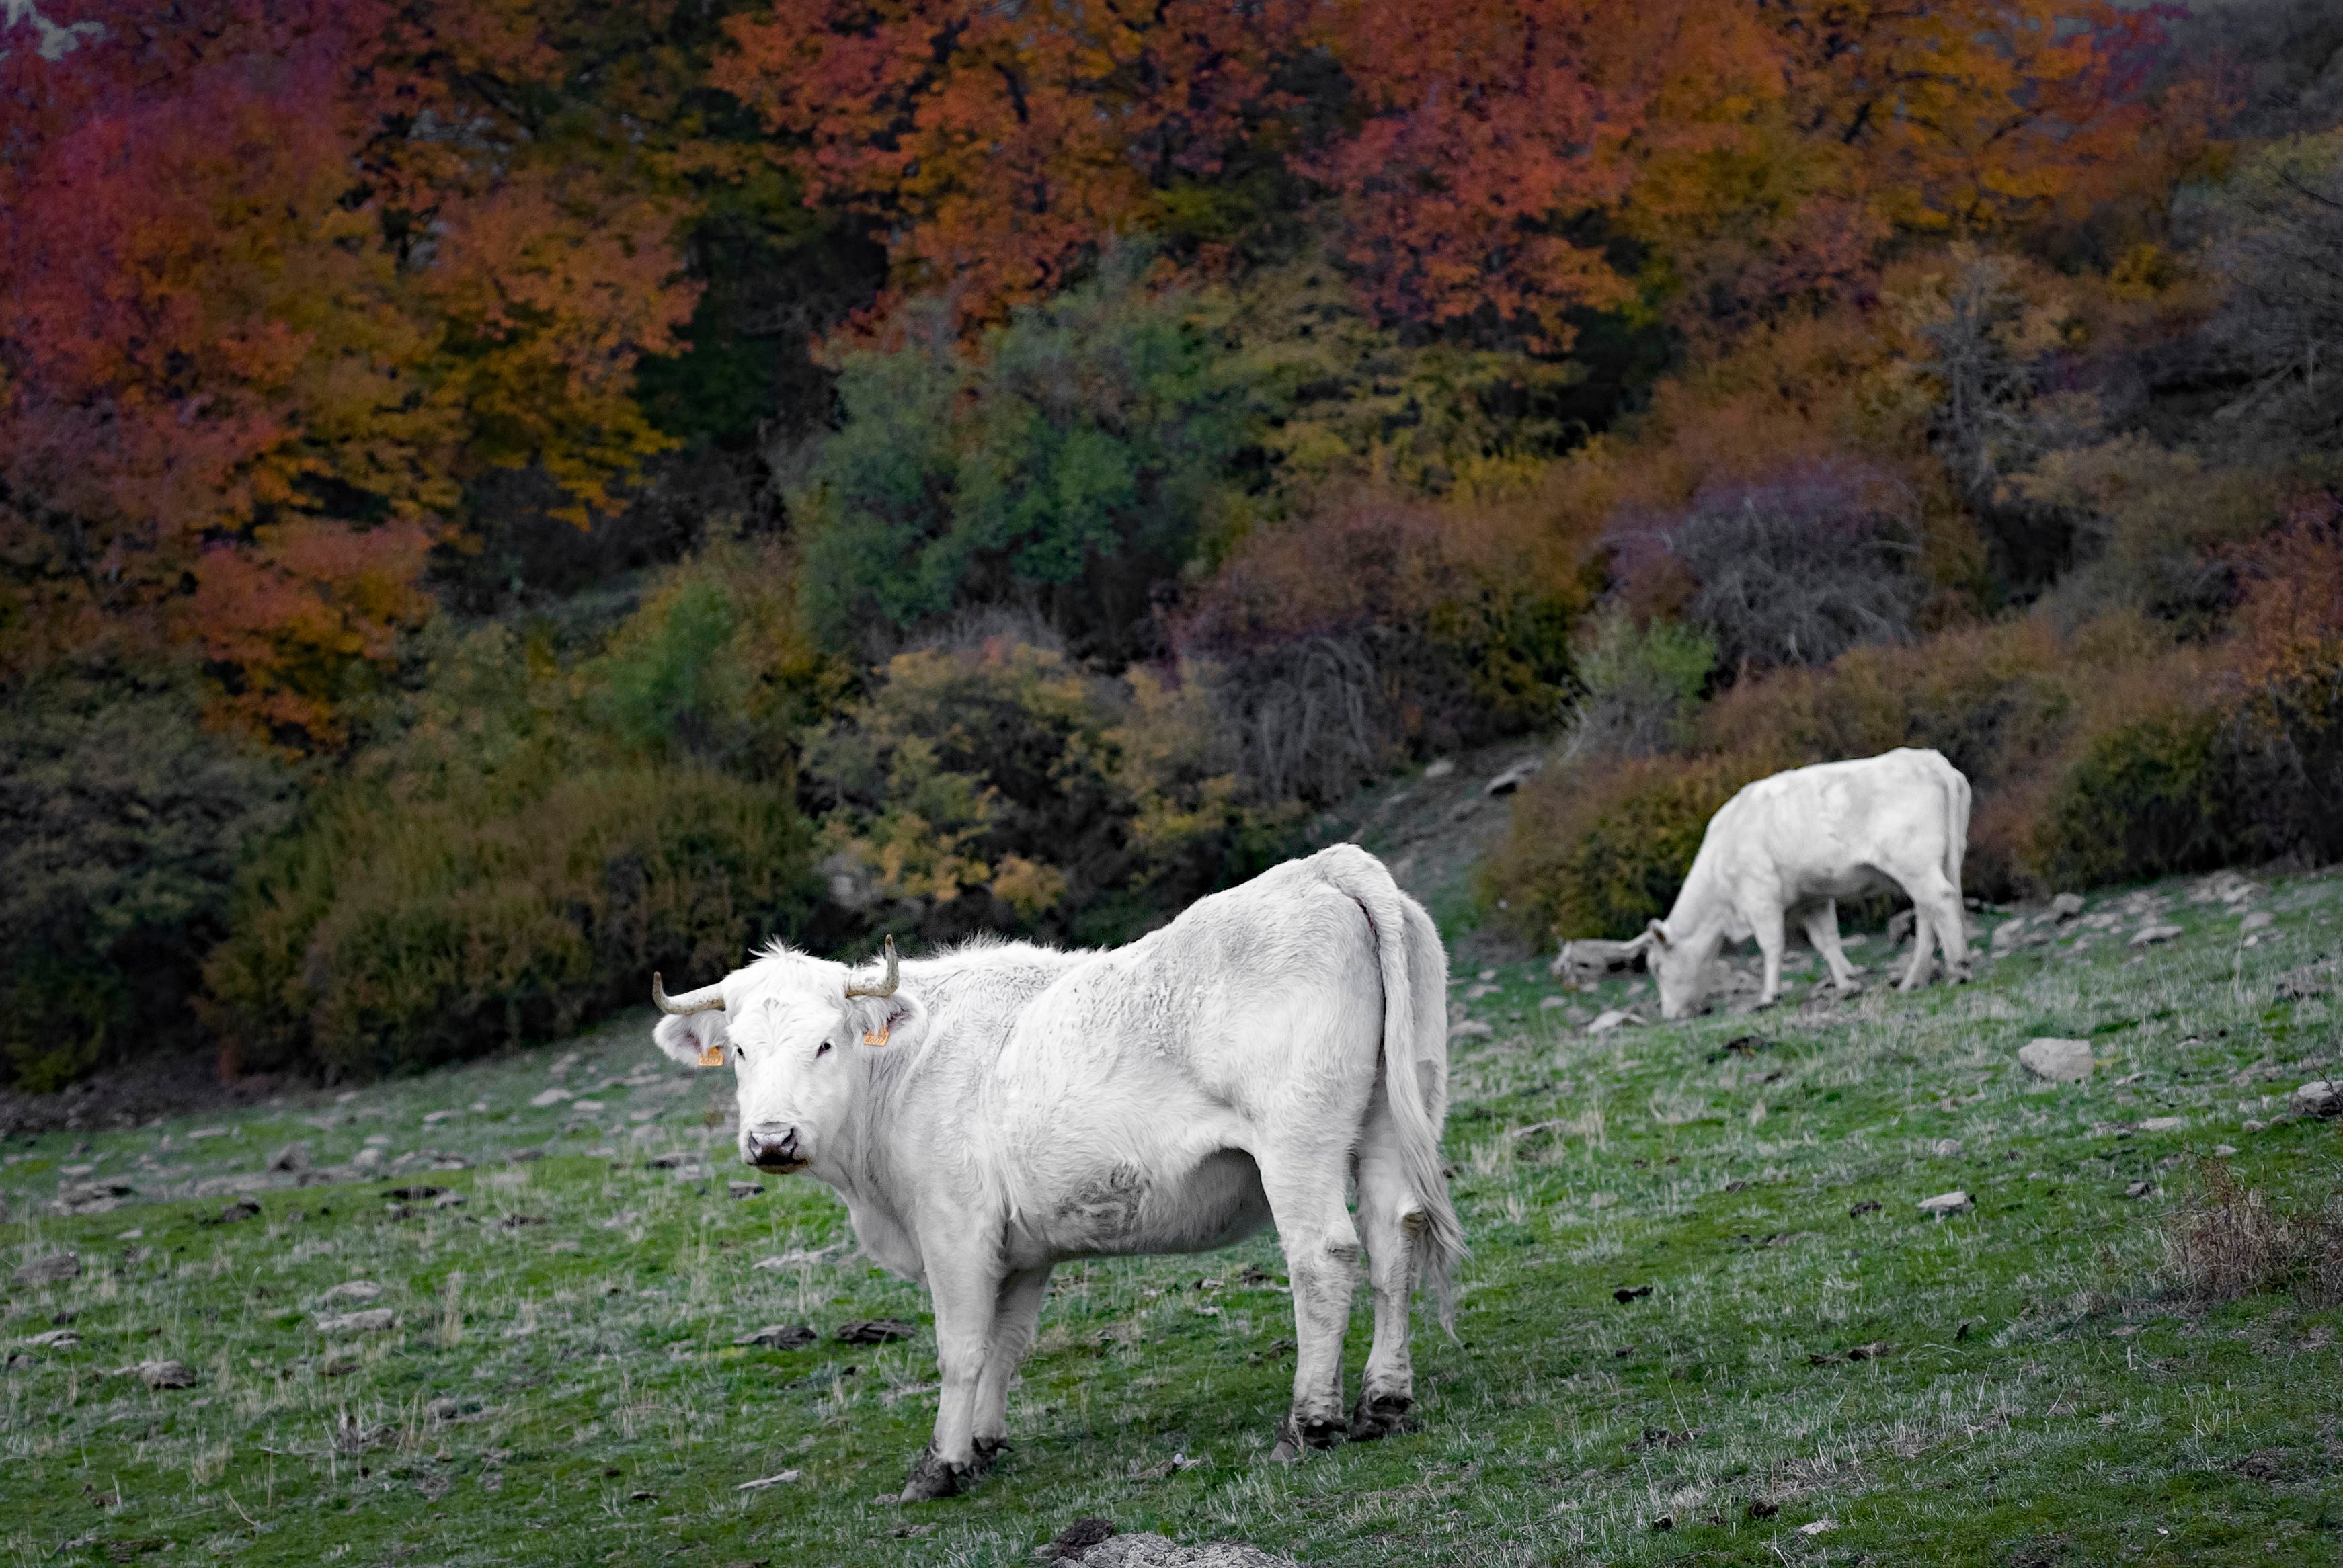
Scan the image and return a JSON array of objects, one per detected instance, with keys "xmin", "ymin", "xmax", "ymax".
[
  {"xmin": 971, "ymin": 1265, "xmax": 1051, "ymax": 1473},
  {"xmin": 898, "ymin": 1246, "xmax": 1003, "ymax": 1503},
  {"xmin": 1258, "ymin": 1149, "xmax": 1360, "ymax": 1460},
  {"xmin": 1751, "ymin": 904, "xmax": 1788, "ymax": 1008},
  {"xmin": 1801, "ymin": 901, "xmax": 1863, "ymax": 992}
]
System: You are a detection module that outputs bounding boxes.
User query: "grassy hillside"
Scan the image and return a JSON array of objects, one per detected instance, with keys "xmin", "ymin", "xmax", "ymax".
[{"xmin": 4, "ymin": 867, "xmax": 2340, "ymax": 1565}]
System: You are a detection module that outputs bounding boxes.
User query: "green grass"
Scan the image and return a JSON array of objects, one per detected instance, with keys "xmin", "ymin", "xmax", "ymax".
[{"xmin": 5, "ymin": 871, "xmax": 2342, "ymax": 1566}]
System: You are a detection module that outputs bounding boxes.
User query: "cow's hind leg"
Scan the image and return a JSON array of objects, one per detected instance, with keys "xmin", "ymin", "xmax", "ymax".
[
  {"xmin": 1257, "ymin": 1147, "xmax": 1361, "ymax": 1460},
  {"xmin": 971, "ymin": 1265, "xmax": 1051, "ymax": 1474},
  {"xmin": 1897, "ymin": 868, "xmax": 1969, "ymax": 993},
  {"xmin": 1350, "ymin": 1081, "xmax": 1421, "ymax": 1442}
]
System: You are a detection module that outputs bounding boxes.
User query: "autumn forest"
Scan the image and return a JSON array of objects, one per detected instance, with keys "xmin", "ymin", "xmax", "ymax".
[{"xmin": 4, "ymin": 0, "xmax": 2340, "ymax": 1089}]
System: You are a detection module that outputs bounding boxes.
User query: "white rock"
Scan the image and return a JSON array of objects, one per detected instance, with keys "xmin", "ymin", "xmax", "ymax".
[
  {"xmin": 2291, "ymin": 1079, "xmax": 2340, "ymax": 1118},
  {"xmin": 349, "ymin": 1146, "xmax": 384, "ymax": 1171},
  {"xmin": 2019, "ymin": 1038, "xmax": 2094, "ymax": 1082},
  {"xmin": 1800, "ymin": 1519, "xmax": 1838, "ymax": 1537},
  {"xmin": 2211, "ymin": 1144, "xmax": 2239, "ymax": 1157},
  {"xmin": 2129, "ymin": 924, "xmax": 2184, "ymax": 948},
  {"xmin": 735, "ymin": 1469, "xmax": 801, "ymax": 1491},
  {"xmin": 321, "ymin": 1280, "xmax": 383, "ymax": 1304},
  {"xmin": 529, "ymin": 1087, "xmax": 573, "ymax": 1108},
  {"xmin": 2241, "ymin": 910, "xmax": 2274, "ymax": 933},
  {"xmin": 1421, "ymin": 758, "xmax": 1455, "ymax": 780},
  {"xmin": 23, "ymin": 1327, "xmax": 79, "ymax": 1348},
  {"xmin": 315, "ymin": 1308, "xmax": 396, "ymax": 1335},
  {"xmin": 1917, "ymin": 1190, "xmax": 1973, "ymax": 1217},
  {"xmin": 1930, "ymin": 1139, "xmax": 1963, "ymax": 1158},
  {"xmin": 2049, "ymin": 892, "xmax": 2086, "ymax": 921},
  {"xmin": 2136, "ymin": 1116, "xmax": 2186, "ymax": 1133},
  {"xmin": 1586, "ymin": 1009, "xmax": 1644, "ymax": 1036},
  {"xmin": 1485, "ymin": 759, "xmax": 1543, "ymax": 796},
  {"xmin": 1448, "ymin": 1020, "xmax": 1493, "ymax": 1040},
  {"xmin": 1538, "ymin": 995, "xmax": 1573, "ymax": 1011}
]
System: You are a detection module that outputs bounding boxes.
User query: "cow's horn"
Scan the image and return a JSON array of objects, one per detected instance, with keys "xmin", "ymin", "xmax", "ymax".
[
  {"xmin": 653, "ymin": 973, "xmax": 725, "ymax": 1016},
  {"xmin": 844, "ymin": 935, "xmax": 899, "ymax": 1000}
]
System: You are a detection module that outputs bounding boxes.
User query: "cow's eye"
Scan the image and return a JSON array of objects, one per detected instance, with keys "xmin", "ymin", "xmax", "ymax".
[{"xmin": 815, "ymin": 1040, "xmax": 832, "ymax": 1059}]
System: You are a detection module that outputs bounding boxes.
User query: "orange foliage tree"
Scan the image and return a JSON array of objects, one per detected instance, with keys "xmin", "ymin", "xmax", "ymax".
[
  {"xmin": 0, "ymin": 0, "xmax": 698, "ymax": 746},
  {"xmin": 718, "ymin": 0, "xmax": 2196, "ymax": 343}
]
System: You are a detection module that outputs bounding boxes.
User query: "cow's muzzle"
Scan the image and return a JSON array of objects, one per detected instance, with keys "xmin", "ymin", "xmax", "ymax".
[{"xmin": 744, "ymin": 1125, "xmax": 805, "ymax": 1173}]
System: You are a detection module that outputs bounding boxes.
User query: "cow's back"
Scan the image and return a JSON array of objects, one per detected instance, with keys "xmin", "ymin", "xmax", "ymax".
[{"xmin": 1704, "ymin": 747, "xmax": 1964, "ymax": 889}]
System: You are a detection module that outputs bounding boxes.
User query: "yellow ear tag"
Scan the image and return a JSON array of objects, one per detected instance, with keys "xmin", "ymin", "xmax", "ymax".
[
  {"xmin": 697, "ymin": 1045, "xmax": 723, "ymax": 1067},
  {"xmin": 861, "ymin": 1022, "xmax": 892, "ymax": 1048}
]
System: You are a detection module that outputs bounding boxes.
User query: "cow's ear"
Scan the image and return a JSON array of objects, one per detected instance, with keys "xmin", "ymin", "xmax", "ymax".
[
  {"xmin": 1644, "ymin": 919, "xmax": 1671, "ymax": 949},
  {"xmin": 653, "ymin": 1009, "xmax": 730, "ymax": 1069},
  {"xmin": 844, "ymin": 988, "xmax": 926, "ymax": 1054}
]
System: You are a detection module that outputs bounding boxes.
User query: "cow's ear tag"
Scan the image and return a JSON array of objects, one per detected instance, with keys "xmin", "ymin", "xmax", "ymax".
[
  {"xmin": 861, "ymin": 1021, "xmax": 892, "ymax": 1048},
  {"xmin": 697, "ymin": 1044, "xmax": 723, "ymax": 1068}
]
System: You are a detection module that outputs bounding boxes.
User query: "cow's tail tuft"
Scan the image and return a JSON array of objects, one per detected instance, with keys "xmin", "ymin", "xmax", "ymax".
[{"xmin": 1316, "ymin": 845, "xmax": 1468, "ymax": 1330}]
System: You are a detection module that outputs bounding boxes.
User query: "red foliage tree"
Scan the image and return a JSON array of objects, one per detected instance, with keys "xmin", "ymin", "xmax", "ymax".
[{"xmin": 0, "ymin": 0, "xmax": 697, "ymax": 745}]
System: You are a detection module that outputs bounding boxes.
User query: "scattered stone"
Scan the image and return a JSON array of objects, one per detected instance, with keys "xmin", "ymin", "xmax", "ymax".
[
  {"xmin": 733, "ymin": 1325, "xmax": 818, "ymax": 1350},
  {"xmin": 52, "ymin": 1180, "xmax": 136, "ymax": 1215},
  {"xmin": 1800, "ymin": 1519, "xmax": 1837, "ymax": 1538},
  {"xmin": 2019, "ymin": 1038, "xmax": 2094, "ymax": 1083},
  {"xmin": 1844, "ymin": 1341, "xmax": 1892, "ymax": 1361},
  {"xmin": 1538, "ymin": 995, "xmax": 1574, "ymax": 1011},
  {"xmin": 2136, "ymin": 1116, "xmax": 2186, "ymax": 1133},
  {"xmin": 2122, "ymin": 1180, "xmax": 2153, "ymax": 1199},
  {"xmin": 387, "ymin": 1185, "xmax": 444, "ymax": 1201},
  {"xmin": 13, "ymin": 1253, "xmax": 80, "ymax": 1287},
  {"xmin": 2049, "ymin": 892, "xmax": 2086, "ymax": 922},
  {"xmin": 1918, "ymin": 1190, "xmax": 1973, "ymax": 1217},
  {"xmin": 1447, "ymin": 1020, "xmax": 1493, "ymax": 1040},
  {"xmin": 836, "ymin": 1319, "xmax": 918, "ymax": 1345},
  {"xmin": 727, "ymin": 1181, "xmax": 766, "ymax": 1200},
  {"xmin": 1613, "ymin": 1284, "xmax": 1653, "ymax": 1303},
  {"xmin": 506, "ymin": 1147, "xmax": 543, "ymax": 1163},
  {"xmin": 1042, "ymin": 1518, "xmax": 1120, "ymax": 1562},
  {"xmin": 736, "ymin": 1469, "xmax": 801, "ymax": 1492},
  {"xmin": 1849, "ymin": 1200, "xmax": 1882, "ymax": 1217},
  {"xmin": 1550, "ymin": 937, "xmax": 1647, "ymax": 984},
  {"xmin": 2291, "ymin": 1080, "xmax": 2342, "ymax": 1119},
  {"xmin": 2128, "ymin": 924, "xmax": 2184, "ymax": 948},
  {"xmin": 2241, "ymin": 911, "xmax": 2274, "ymax": 933},
  {"xmin": 1485, "ymin": 758, "xmax": 1542, "ymax": 796},
  {"xmin": 268, "ymin": 1143, "xmax": 311, "ymax": 1173},
  {"xmin": 433, "ymin": 1192, "xmax": 467, "ymax": 1209},
  {"xmin": 1421, "ymin": 758, "xmax": 1455, "ymax": 780},
  {"xmin": 321, "ymin": 1280, "xmax": 383, "ymax": 1305},
  {"xmin": 2213, "ymin": 1144, "xmax": 2239, "ymax": 1157},
  {"xmin": 1930, "ymin": 1139, "xmax": 1963, "ymax": 1159},
  {"xmin": 216, "ymin": 1197, "xmax": 262, "ymax": 1224},
  {"xmin": 422, "ymin": 1109, "xmax": 461, "ymax": 1126},
  {"xmin": 317, "ymin": 1308, "xmax": 397, "ymax": 1335},
  {"xmin": 132, "ymin": 1360, "xmax": 196, "ymax": 1390},
  {"xmin": 530, "ymin": 1087, "xmax": 573, "ymax": 1108},
  {"xmin": 350, "ymin": 1147, "xmax": 385, "ymax": 1173},
  {"xmin": 1587, "ymin": 1009, "xmax": 1645, "ymax": 1036},
  {"xmin": 22, "ymin": 1327, "xmax": 80, "ymax": 1348},
  {"xmin": 1075, "ymin": 1535, "xmax": 1298, "ymax": 1568},
  {"xmin": 644, "ymin": 1152, "xmax": 695, "ymax": 1169}
]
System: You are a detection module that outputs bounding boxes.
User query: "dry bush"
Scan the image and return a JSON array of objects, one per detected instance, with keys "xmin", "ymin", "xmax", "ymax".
[
  {"xmin": 2160, "ymin": 1160, "xmax": 2343, "ymax": 1306},
  {"xmin": 1616, "ymin": 466, "xmax": 1925, "ymax": 671},
  {"xmin": 1179, "ymin": 487, "xmax": 1590, "ymax": 800}
]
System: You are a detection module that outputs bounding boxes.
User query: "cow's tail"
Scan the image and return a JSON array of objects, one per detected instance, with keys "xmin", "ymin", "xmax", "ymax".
[
  {"xmin": 1316, "ymin": 845, "xmax": 1468, "ymax": 1329},
  {"xmin": 1941, "ymin": 753, "xmax": 1973, "ymax": 948}
]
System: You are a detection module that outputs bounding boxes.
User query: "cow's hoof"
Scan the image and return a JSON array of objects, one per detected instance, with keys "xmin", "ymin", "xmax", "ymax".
[
  {"xmin": 1348, "ymin": 1390, "xmax": 1415, "ymax": 1442},
  {"xmin": 896, "ymin": 1445, "xmax": 969, "ymax": 1503},
  {"xmin": 1269, "ymin": 1413, "xmax": 1343, "ymax": 1461},
  {"xmin": 971, "ymin": 1437, "xmax": 1011, "ymax": 1477}
]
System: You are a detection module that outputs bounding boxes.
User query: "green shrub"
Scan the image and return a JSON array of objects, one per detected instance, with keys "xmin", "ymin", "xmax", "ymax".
[
  {"xmin": 803, "ymin": 634, "xmax": 1307, "ymax": 949},
  {"xmin": 0, "ymin": 675, "xmax": 295, "ymax": 1087},
  {"xmin": 2024, "ymin": 692, "xmax": 2243, "ymax": 891},
  {"xmin": 795, "ymin": 250, "xmax": 1258, "ymax": 665},
  {"xmin": 206, "ymin": 761, "xmax": 810, "ymax": 1077},
  {"xmin": 1487, "ymin": 753, "xmax": 1754, "ymax": 941}
]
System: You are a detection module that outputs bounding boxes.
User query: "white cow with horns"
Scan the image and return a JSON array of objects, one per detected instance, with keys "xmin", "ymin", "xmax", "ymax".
[
  {"xmin": 1631, "ymin": 747, "xmax": 1973, "ymax": 1019},
  {"xmin": 649, "ymin": 844, "xmax": 1465, "ymax": 1501}
]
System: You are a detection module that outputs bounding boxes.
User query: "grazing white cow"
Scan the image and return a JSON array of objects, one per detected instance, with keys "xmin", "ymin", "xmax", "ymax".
[
  {"xmin": 648, "ymin": 845, "xmax": 1464, "ymax": 1501},
  {"xmin": 1634, "ymin": 747, "xmax": 1973, "ymax": 1019}
]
